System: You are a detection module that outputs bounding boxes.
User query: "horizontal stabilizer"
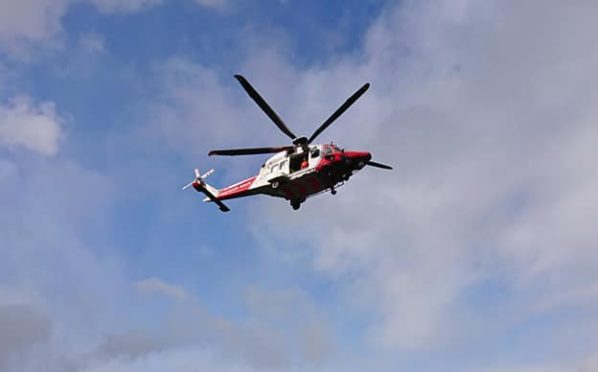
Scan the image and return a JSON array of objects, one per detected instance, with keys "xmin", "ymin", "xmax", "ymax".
[{"xmin": 194, "ymin": 183, "xmax": 230, "ymax": 212}]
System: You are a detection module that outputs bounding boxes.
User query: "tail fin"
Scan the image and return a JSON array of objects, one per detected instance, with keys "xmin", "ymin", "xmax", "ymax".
[
  {"xmin": 182, "ymin": 168, "xmax": 230, "ymax": 212},
  {"xmin": 202, "ymin": 183, "xmax": 220, "ymax": 200}
]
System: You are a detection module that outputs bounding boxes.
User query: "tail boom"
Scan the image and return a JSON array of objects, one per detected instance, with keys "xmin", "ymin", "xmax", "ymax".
[{"xmin": 193, "ymin": 182, "xmax": 230, "ymax": 212}]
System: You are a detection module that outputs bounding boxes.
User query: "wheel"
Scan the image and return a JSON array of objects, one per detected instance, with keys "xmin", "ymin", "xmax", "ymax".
[
  {"xmin": 291, "ymin": 201, "xmax": 301, "ymax": 210},
  {"xmin": 331, "ymin": 189, "xmax": 337, "ymax": 195},
  {"xmin": 271, "ymin": 181, "xmax": 279, "ymax": 189}
]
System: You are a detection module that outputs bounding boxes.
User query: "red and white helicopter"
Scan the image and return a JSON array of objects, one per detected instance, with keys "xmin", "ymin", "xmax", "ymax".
[{"xmin": 183, "ymin": 75, "xmax": 392, "ymax": 212}]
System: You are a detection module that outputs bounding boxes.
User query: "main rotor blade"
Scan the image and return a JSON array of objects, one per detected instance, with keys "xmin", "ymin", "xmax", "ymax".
[
  {"xmin": 308, "ymin": 82, "xmax": 370, "ymax": 144},
  {"xmin": 209, "ymin": 146, "xmax": 294, "ymax": 156},
  {"xmin": 367, "ymin": 161, "xmax": 393, "ymax": 170},
  {"xmin": 234, "ymin": 75, "xmax": 297, "ymax": 140}
]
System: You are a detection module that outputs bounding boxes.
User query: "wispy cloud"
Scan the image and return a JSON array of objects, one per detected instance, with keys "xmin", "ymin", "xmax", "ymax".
[
  {"xmin": 0, "ymin": 291, "xmax": 51, "ymax": 370},
  {"xmin": 0, "ymin": 96, "xmax": 65, "ymax": 156},
  {"xmin": 79, "ymin": 33, "xmax": 106, "ymax": 55},
  {"xmin": 88, "ymin": 0, "xmax": 163, "ymax": 14},
  {"xmin": 135, "ymin": 277, "xmax": 189, "ymax": 300},
  {"xmin": 0, "ymin": 0, "xmax": 69, "ymax": 45}
]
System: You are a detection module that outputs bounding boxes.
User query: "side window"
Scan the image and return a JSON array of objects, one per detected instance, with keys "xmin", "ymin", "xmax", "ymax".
[
  {"xmin": 310, "ymin": 148, "xmax": 320, "ymax": 158},
  {"xmin": 323, "ymin": 146, "xmax": 333, "ymax": 159}
]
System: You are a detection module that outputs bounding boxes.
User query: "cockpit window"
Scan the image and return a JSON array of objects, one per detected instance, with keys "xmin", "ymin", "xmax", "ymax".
[{"xmin": 323, "ymin": 146, "xmax": 333, "ymax": 157}]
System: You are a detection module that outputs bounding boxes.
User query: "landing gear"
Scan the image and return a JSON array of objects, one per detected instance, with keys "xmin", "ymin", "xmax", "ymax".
[
  {"xmin": 290, "ymin": 197, "xmax": 305, "ymax": 210},
  {"xmin": 330, "ymin": 187, "xmax": 337, "ymax": 195}
]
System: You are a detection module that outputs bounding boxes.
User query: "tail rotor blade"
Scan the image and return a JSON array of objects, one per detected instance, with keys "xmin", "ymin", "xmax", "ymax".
[
  {"xmin": 308, "ymin": 82, "xmax": 370, "ymax": 144},
  {"xmin": 234, "ymin": 75, "xmax": 298, "ymax": 140},
  {"xmin": 201, "ymin": 169, "xmax": 214, "ymax": 179},
  {"xmin": 182, "ymin": 181, "xmax": 195, "ymax": 190}
]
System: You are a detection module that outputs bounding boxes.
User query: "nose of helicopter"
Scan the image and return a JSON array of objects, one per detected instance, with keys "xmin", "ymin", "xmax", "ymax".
[{"xmin": 344, "ymin": 151, "xmax": 371, "ymax": 169}]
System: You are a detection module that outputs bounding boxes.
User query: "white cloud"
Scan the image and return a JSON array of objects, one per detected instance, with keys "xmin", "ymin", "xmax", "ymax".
[
  {"xmin": 194, "ymin": 0, "xmax": 228, "ymax": 8},
  {"xmin": 0, "ymin": 96, "xmax": 65, "ymax": 156},
  {"xmin": 80, "ymin": 32, "xmax": 106, "ymax": 55},
  {"xmin": 580, "ymin": 354, "xmax": 598, "ymax": 372},
  {"xmin": 0, "ymin": 291, "xmax": 51, "ymax": 370},
  {"xmin": 0, "ymin": 0, "xmax": 155, "ymax": 51},
  {"xmin": 135, "ymin": 277, "xmax": 189, "ymax": 300},
  {"xmin": 0, "ymin": 0, "xmax": 69, "ymax": 45},
  {"xmin": 0, "ymin": 158, "xmax": 124, "ymax": 372},
  {"xmin": 84, "ymin": 347, "xmax": 254, "ymax": 372},
  {"xmin": 93, "ymin": 284, "xmax": 334, "ymax": 370},
  {"xmin": 0, "ymin": 304, "xmax": 51, "ymax": 369},
  {"xmin": 0, "ymin": 0, "xmax": 228, "ymax": 49},
  {"xmin": 89, "ymin": 0, "xmax": 227, "ymax": 14},
  {"xmin": 88, "ymin": 0, "xmax": 163, "ymax": 14},
  {"xmin": 482, "ymin": 366, "xmax": 571, "ymax": 372}
]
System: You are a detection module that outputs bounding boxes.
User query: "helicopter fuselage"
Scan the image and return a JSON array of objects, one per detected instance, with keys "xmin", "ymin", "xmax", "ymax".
[{"xmin": 206, "ymin": 144, "xmax": 371, "ymax": 209}]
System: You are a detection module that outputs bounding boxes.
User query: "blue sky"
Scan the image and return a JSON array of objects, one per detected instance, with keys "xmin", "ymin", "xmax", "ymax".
[{"xmin": 2, "ymin": 1, "xmax": 598, "ymax": 371}]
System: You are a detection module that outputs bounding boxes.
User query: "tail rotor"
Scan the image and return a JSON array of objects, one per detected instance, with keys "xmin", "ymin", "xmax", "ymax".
[
  {"xmin": 182, "ymin": 168, "xmax": 230, "ymax": 212},
  {"xmin": 182, "ymin": 168, "xmax": 214, "ymax": 190}
]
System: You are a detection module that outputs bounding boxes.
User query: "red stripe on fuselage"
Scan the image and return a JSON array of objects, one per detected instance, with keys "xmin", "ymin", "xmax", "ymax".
[{"xmin": 217, "ymin": 176, "xmax": 257, "ymax": 200}]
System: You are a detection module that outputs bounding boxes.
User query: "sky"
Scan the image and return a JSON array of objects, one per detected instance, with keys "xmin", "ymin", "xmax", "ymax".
[{"xmin": 1, "ymin": 0, "xmax": 598, "ymax": 371}]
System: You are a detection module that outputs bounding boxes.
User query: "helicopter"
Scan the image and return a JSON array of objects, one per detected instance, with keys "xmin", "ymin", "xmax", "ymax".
[{"xmin": 182, "ymin": 74, "xmax": 392, "ymax": 212}]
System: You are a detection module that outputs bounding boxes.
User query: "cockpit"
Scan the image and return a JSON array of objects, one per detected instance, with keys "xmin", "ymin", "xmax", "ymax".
[{"xmin": 321, "ymin": 144, "xmax": 342, "ymax": 159}]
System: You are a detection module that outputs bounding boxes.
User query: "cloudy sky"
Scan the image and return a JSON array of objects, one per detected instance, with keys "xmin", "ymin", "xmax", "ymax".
[{"xmin": 1, "ymin": 0, "xmax": 598, "ymax": 371}]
